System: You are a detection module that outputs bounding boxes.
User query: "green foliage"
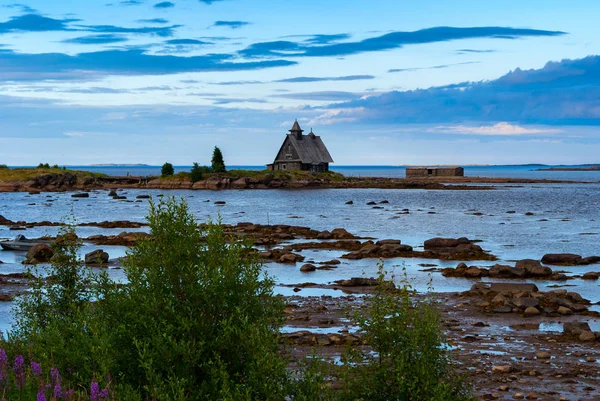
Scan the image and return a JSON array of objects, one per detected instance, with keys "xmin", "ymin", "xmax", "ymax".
[
  {"xmin": 52, "ymin": 164, "xmax": 59, "ymax": 169},
  {"xmin": 9, "ymin": 221, "xmax": 114, "ymax": 384},
  {"xmin": 36, "ymin": 163, "xmax": 50, "ymax": 169},
  {"xmin": 335, "ymin": 265, "xmax": 475, "ymax": 401},
  {"xmin": 190, "ymin": 162, "xmax": 211, "ymax": 182},
  {"xmin": 161, "ymin": 162, "xmax": 175, "ymax": 177},
  {"xmin": 211, "ymin": 146, "xmax": 226, "ymax": 173},
  {"xmin": 7, "ymin": 197, "xmax": 325, "ymax": 400},
  {"xmin": 106, "ymin": 198, "xmax": 294, "ymax": 399},
  {"xmin": 0, "ymin": 164, "xmax": 8, "ymax": 169}
]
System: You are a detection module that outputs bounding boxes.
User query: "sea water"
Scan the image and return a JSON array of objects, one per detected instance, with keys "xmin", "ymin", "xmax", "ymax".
[{"xmin": 1, "ymin": 182, "xmax": 599, "ymax": 332}]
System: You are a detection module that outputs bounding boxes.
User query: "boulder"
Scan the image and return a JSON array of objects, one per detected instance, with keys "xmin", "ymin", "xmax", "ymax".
[
  {"xmin": 85, "ymin": 249, "xmax": 109, "ymax": 265},
  {"xmin": 515, "ymin": 259, "xmax": 552, "ymax": 277},
  {"xmin": 492, "ymin": 365, "xmax": 513, "ymax": 374},
  {"xmin": 541, "ymin": 253, "xmax": 582, "ymax": 266},
  {"xmin": 358, "ymin": 243, "xmax": 380, "ymax": 255},
  {"xmin": 580, "ymin": 331, "xmax": 596, "ymax": 342},
  {"xmin": 564, "ymin": 322, "xmax": 591, "ymax": 335},
  {"xmin": 489, "ymin": 283, "xmax": 539, "ymax": 293},
  {"xmin": 71, "ymin": 193, "xmax": 89, "ymax": 198},
  {"xmin": 26, "ymin": 244, "xmax": 54, "ymax": 263},
  {"xmin": 464, "ymin": 267, "xmax": 484, "ymax": 278},
  {"xmin": 317, "ymin": 230, "xmax": 332, "ymax": 240},
  {"xmin": 514, "ymin": 297, "xmax": 540, "ymax": 309},
  {"xmin": 278, "ymin": 253, "xmax": 304, "ymax": 263},
  {"xmin": 136, "ymin": 195, "xmax": 151, "ymax": 199},
  {"xmin": 582, "ymin": 272, "xmax": 600, "ymax": 280},
  {"xmin": 345, "ymin": 200, "xmax": 353, "ymax": 205},
  {"xmin": 336, "ymin": 277, "xmax": 383, "ymax": 287},
  {"xmin": 379, "ymin": 244, "xmax": 412, "ymax": 256},
  {"xmin": 108, "ymin": 190, "xmax": 118, "ymax": 197},
  {"xmin": 376, "ymin": 239, "xmax": 401, "ymax": 246},
  {"xmin": 331, "ymin": 228, "xmax": 354, "ymax": 239},
  {"xmin": 300, "ymin": 264, "xmax": 316, "ymax": 272},
  {"xmin": 424, "ymin": 237, "xmax": 461, "ymax": 248},
  {"xmin": 524, "ymin": 307, "xmax": 540, "ymax": 316},
  {"xmin": 557, "ymin": 306, "xmax": 572, "ymax": 315},
  {"xmin": 489, "ymin": 264, "xmax": 519, "ymax": 278},
  {"xmin": 580, "ymin": 256, "xmax": 600, "ymax": 265}
]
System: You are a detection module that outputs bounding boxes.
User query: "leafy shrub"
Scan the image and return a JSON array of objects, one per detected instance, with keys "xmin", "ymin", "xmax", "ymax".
[
  {"xmin": 105, "ymin": 198, "xmax": 296, "ymax": 399},
  {"xmin": 190, "ymin": 162, "xmax": 210, "ymax": 182},
  {"xmin": 36, "ymin": 163, "xmax": 50, "ymax": 169},
  {"xmin": 7, "ymin": 198, "xmax": 325, "ymax": 400},
  {"xmin": 0, "ymin": 164, "xmax": 8, "ymax": 169},
  {"xmin": 161, "ymin": 162, "xmax": 174, "ymax": 177},
  {"xmin": 335, "ymin": 265, "xmax": 475, "ymax": 401}
]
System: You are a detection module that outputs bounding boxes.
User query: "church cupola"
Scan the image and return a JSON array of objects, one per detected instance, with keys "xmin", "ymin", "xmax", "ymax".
[{"xmin": 289, "ymin": 119, "xmax": 304, "ymax": 140}]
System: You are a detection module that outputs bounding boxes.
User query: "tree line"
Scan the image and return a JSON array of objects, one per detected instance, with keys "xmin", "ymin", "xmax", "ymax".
[{"xmin": 161, "ymin": 146, "xmax": 226, "ymax": 182}]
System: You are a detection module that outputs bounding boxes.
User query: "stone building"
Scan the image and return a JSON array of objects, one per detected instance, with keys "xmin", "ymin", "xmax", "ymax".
[
  {"xmin": 267, "ymin": 121, "xmax": 333, "ymax": 172},
  {"xmin": 406, "ymin": 166, "xmax": 464, "ymax": 178}
]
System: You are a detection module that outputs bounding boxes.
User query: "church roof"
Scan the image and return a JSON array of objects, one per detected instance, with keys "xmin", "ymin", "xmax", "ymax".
[
  {"xmin": 275, "ymin": 122, "xmax": 333, "ymax": 164},
  {"xmin": 289, "ymin": 119, "xmax": 303, "ymax": 133}
]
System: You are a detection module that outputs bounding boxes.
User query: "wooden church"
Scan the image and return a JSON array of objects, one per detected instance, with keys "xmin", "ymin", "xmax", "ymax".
[{"xmin": 267, "ymin": 120, "xmax": 333, "ymax": 172}]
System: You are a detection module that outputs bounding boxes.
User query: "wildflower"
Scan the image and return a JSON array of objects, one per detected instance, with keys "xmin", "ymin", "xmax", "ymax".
[
  {"xmin": 99, "ymin": 388, "xmax": 109, "ymax": 399},
  {"xmin": 0, "ymin": 349, "xmax": 7, "ymax": 386},
  {"xmin": 54, "ymin": 383, "xmax": 63, "ymax": 398},
  {"xmin": 31, "ymin": 361, "xmax": 42, "ymax": 377},
  {"xmin": 51, "ymin": 367, "xmax": 62, "ymax": 386},
  {"xmin": 90, "ymin": 381, "xmax": 100, "ymax": 401},
  {"xmin": 0, "ymin": 350, "xmax": 7, "ymax": 367},
  {"xmin": 13, "ymin": 355, "xmax": 25, "ymax": 389},
  {"xmin": 64, "ymin": 388, "xmax": 75, "ymax": 400},
  {"xmin": 37, "ymin": 390, "xmax": 47, "ymax": 401}
]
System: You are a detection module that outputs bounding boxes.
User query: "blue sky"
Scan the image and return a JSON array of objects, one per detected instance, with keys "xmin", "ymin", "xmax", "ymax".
[{"xmin": 0, "ymin": 0, "xmax": 599, "ymax": 165}]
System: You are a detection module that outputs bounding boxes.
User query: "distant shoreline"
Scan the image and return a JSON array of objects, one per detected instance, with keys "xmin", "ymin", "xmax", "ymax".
[{"xmin": 536, "ymin": 166, "xmax": 600, "ymax": 171}]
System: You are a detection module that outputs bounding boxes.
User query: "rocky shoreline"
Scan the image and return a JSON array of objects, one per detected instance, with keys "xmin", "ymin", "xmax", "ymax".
[
  {"xmin": 2, "ymin": 214, "xmax": 600, "ymax": 399},
  {"xmin": 0, "ymin": 171, "xmax": 593, "ymax": 193}
]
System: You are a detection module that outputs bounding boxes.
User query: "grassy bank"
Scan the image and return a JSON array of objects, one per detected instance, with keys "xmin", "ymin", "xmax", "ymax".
[
  {"xmin": 0, "ymin": 167, "xmax": 105, "ymax": 182},
  {"xmin": 159, "ymin": 169, "xmax": 345, "ymax": 182}
]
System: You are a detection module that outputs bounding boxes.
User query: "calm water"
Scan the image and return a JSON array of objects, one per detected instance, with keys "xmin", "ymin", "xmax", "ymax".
[
  {"xmin": 14, "ymin": 164, "xmax": 600, "ymax": 182},
  {"xmin": 1, "ymin": 183, "xmax": 600, "ymax": 332}
]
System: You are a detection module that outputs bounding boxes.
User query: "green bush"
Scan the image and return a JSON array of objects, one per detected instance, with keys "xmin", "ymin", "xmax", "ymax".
[
  {"xmin": 190, "ymin": 162, "xmax": 210, "ymax": 182},
  {"xmin": 335, "ymin": 265, "xmax": 475, "ymax": 401},
  {"xmin": 161, "ymin": 162, "xmax": 174, "ymax": 177},
  {"xmin": 7, "ymin": 198, "xmax": 325, "ymax": 400},
  {"xmin": 9, "ymin": 222, "xmax": 114, "ymax": 387},
  {"xmin": 0, "ymin": 164, "xmax": 8, "ymax": 169},
  {"xmin": 36, "ymin": 163, "xmax": 50, "ymax": 169}
]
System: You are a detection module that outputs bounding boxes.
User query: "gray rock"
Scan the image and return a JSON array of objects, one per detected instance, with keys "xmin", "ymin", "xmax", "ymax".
[
  {"xmin": 515, "ymin": 259, "xmax": 553, "ymax": 277},
  {"xmin": 541, "ymin": 253, "xmax": 583, "ymax": 266},
  {"xmin": 580, "ymin": 331, "xmax": 596, "ymax": 342},
  {"xmin": 514, "ymin": 297, "xmax": 540, "ymax": 309},
  {"xmin": 564, "ymin": 321, "xmax": 591, "ymax": 335},
  {"xmin": 300, "ymin": 264, "xmax": 316, "ymax": 272},
  {"xmin": 489, "ymin": 282, "xmax": 539, "ymax": 293},
  {"xmin": 524, "ymin": 307, "xmax": 540, "ymax": 316},
  {"xmin": 85, "ymin": 249, "xmax": 109, "ymax": 265}
]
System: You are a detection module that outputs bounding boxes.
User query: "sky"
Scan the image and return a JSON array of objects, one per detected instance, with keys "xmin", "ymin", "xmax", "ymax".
[{"xmin": 0, "ymin": 0, "xmax": 599, "ymax": 166}]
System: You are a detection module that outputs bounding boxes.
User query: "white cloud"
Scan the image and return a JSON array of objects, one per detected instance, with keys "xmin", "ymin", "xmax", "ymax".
[
  {"xmin": 428, "ymin": 122, "xmax": 563, "ymax": 136},
  {"xmin": 308, "ymin": 108, "xmax": 365, "ymax": 126}
]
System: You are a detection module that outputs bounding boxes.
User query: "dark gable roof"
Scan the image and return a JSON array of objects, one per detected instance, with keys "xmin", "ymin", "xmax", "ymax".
[{"xmin": 284, "ymin": 133, "xmax": 334, "ymax": 164}]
